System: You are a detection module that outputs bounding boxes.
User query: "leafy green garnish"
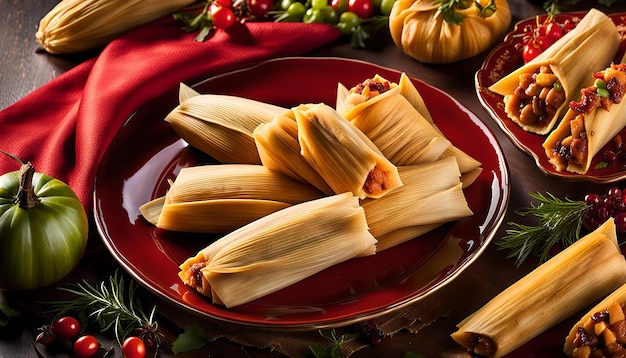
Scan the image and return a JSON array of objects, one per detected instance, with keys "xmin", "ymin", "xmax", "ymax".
[
  {"xmin": 172, "ymin": 325, "xmax": 210, "ymax": 354},
  {"xmin": 47, "ymin": 270, "xmax": 162, "ymax": 347},
  {"xmin": 309, "ymin": 329, "xmax": 358, "ymax": 358},
  {"xmin": 0, "ymin": 303, "xmax": 19, "ymax": 327},
  {"xmin": 497, "ymin": 192, "xmax": 587, "ymax": 267},
  {"xmin": 542, "ymin": 0, "xmax": 621, "ymax": 15}
]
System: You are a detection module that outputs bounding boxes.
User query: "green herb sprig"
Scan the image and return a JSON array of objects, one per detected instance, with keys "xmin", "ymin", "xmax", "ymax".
[
  {"xmin": 497, "ymin": 192, "xmax": 588, "ymax": 268},
  {"xmin": 542, "ymin": 0, "xmax": 621, "ymax": 15},
  {"xmin": 47, "ymin": 270, "xmax": 162, "ymax": 348}
]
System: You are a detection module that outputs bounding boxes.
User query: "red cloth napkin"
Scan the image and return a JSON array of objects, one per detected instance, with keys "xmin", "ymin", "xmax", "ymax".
[{"xmin": 0, "ymin": 17, "xmax": 340, "ymax": 211}]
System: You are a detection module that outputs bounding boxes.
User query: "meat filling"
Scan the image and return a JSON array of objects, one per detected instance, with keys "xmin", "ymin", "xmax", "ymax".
[
  {"xmin": 505, "ymin": 65, "xmax": 566, "ymax": 126},
  {"xmin": 363, "ymin": 165, "xmax": 390, "ymax": 196},
  {"xmin": 352, "ymin": 78, "xmax": 392, "ymax": 101},
  {"xmin": 189, "ymin": 262, "xmax": 207, "ymax": 291},
  {"xmin": 549, "ymin": 63, "xmax": 626, "ymax": 169},
  {"xmin": 570, "ymin": 302, "xmax": 626, "ymax": 358}
]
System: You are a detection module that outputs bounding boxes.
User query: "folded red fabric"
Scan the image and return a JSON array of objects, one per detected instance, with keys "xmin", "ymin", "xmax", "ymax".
[{"xmin": 0, "ymin": 17, "xmax": 340, "ymax": 211}]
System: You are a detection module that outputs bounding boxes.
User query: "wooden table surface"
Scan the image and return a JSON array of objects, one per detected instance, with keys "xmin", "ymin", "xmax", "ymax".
[{"xmin": 3, "ymin": 0, "xmax": 626, "ymax": 357}]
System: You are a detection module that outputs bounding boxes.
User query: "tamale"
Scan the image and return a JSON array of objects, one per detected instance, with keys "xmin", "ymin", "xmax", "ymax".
[
  {"xmin": 489, "ymin": 8, "xmax": 620, "ymax": 134},
  {"xmin": 451, "ymin": 218, "xmax": 626, "ymax": 358},
  {"xmin": 178, "ymin": 193, "xmax": 377, "ymax": 308},
  {"xmin": 293, "ymin": 103, "xmax": 403, "ymax": 199},
  {"xmin": 165, "ymin": 93, "xmax": 286, "ymax": 164},
  {"xmin": 543, "ymin": 60, "xmax": 626, "ymax": 174}
]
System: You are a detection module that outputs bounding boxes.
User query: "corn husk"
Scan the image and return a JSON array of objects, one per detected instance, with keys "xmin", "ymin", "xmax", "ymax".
[
  {"xmin": 543, "ymin": 60, "xmax": 626, "ymax": 174},
  {"xmin": 139, "ymin": 164, "xmax": 324, "ymax": 233},
  {"xmin": 253, "ymin": 106, "xmax": 334, "ymax": 194},
  {"xmin": 294, "ymin": 103, "xmax": 402, "ymax": 199},
  {"xmin": 563, "ymin": 282, "xmax": 626, "ymax": 356},
  {"xmin": 337, "ymin": 73, "xmax": 482, "ymax": 186},
  {"xmin": 361, "ymin": 157, "xmax": 473, "ymax": 251},
  {"xmin": 178, "ymin": 193, "xmax": 377, "ymax": 308},
  {"xmin": 36, "ymin": 0, "xmax": 196, "ymax": 54},
  {"xmin": 165, "ymin": 92, "xmax": 286, "ymax": 164},
  {"xmin": 451, "ymin": 218, "xmax": 626, "ymax": 358},
  {"xmin": 489, "ymin": 8, "xmax": 620, "ymax": 134}
]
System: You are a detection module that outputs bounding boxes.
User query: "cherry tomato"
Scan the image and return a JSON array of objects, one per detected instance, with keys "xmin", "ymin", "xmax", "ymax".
[
  {"xmin": 562, "ymin": 20, "xmax": 576, "ymax": 33},
  {"xmin": 73, "ymin": 335, "xmax": 99, "ymax": 358},
  {"xmin": 544, "ymin": 22, "xmax": 563, "ymax": 42},
  {"xmin": 122, "ymin": 336, "xmax": 146, "ymax": 358},
  {"xmin": 35, "ymin": 330, "xmax": 55, "ymax": 346},
  {"xmin": 522, "ymin": 42, "xmax": 541, "ymax": 63},
  {"xmin": 534, "ymin": 35, "xmax": 553, "ymax": 51},
  {"xmin": 303, "ymin": 8, "xmax": 324, "ymax": 23},
  {"xmin": 215, "ymin": 0, "xmax": 232, "ymax": 7},
  {"xmin": 210, "ymin": 5, "xmax": 236, "ymax": 29},
  {"xmin": 286, "ymin": 2, "xmax": 306, "ymax": 20},
  {"xmin": 331, "ymin": 0, "xmax": 348, "ymax": 14},
  {"xmin": 53, "ymin": 316, "xmax": 81, "ymax": 341},
  {"xmin": 247, "ymin": 0, "xmax": 274, "ymax": 18},
  {"xmin": 380, "ymin": 0, "xmax": 395, "ymax": 16},
  {"xmin": 311, "ymin": 0, "xmax": 328, "ymax": 10},
  {"xmin": 348, "ymin": 0, "xmax": 374, "ymax": 18}
]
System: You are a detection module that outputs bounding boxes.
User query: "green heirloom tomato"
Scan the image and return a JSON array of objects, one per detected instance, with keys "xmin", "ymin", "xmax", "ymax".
[{"xmin": 0, "ymin": 159, "xmax": 88, "ymax": 290}]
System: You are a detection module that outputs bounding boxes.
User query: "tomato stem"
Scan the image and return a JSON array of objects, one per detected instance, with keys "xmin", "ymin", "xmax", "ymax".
[{"xmin": 15, "ymin": 162, "xmax": 40, "ymax": 209}]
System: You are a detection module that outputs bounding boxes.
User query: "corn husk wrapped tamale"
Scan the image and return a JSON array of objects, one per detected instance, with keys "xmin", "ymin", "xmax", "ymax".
[
  {"xmin": 337, "ymin": 74, "xmax": 482, "ymax": 187},
  {"xmin": 451, "ymin": 218, "xmax": 626, "ymax": 358},
  {"xmin": 293, "ymin": 103, "xmax": 403, "ymax": 199},
  {"xmin": 361, "ymin": 157, "xmax": 473, "ymax": 251},
  {"xmin": 178, "ymin": 193, "xmax": 377, "ymax": 308},
  {"xmin": 253, "ymin": 106, "xmax": 334, "ymax": 194},
  {"xmin": 489, "ymin": 8, "xmax": 620, "ymax": 135},
  {"xmin": 165, "ymin": 90, "xmax": 286, "ymax": 164},
  {"xmin": 563, "ymin": 282, "xmax": 626, "ymax": 357},
  {"xmin": 139, "ymin": 164, "xmax": 324, "ymax": 233},
  {"xmin": 36, "ymin": 0, "xmax": 196, "ymax": 54},
  {"xmin": 542, "ymin": 60, "xmax": 626, "ymax": 174}
]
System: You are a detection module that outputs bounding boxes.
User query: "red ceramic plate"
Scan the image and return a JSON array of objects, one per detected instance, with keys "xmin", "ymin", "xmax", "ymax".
[
  {"xmin": 476, "ymin": 11, "xmax": 626, "ymax": 183},
  {"xmin": 93, "ymin": 57, "xmax": 509, "ymax": 329}
]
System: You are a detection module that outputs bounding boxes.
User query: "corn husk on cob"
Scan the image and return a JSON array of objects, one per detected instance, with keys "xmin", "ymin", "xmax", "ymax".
[
  {"xmin": 178, "ymin": 193, "xmax": 377, "ymax": 308},
  {"xmin": 489, "ymin": 8, "xmax": 620, "ymax": 135},
  {"xmin": 253, "ymin": 106, "xmax": 334, "ymax": 195},
  {"xmin": 139, "ymin": 164, "xmax": 324, "ymax": 233},
  {"xmin": 294, "ymin": 103, "xmax": 403, "ymax": 199},
  {"xmin": 362, "ymin": 157, "xmax": 473, "ymax": 251},
  {"xmin": 543, "ymin": 59, "xmax": 626, "ymax": 174},
  {"xmin": 563, "ymin": 282, "xmax": 626, "ymax": 356},
  {"xmin": 36, "ymin": 0, "xmax": 196, "ymax": 54},
  {"xmin": 165, "ymin": 87, "xmax": 287, "ymax": 164},
  {"xmin": 337, "ymin": 73, "xmax": 482, "ymax": 187},
  {"xmin": 451, "ymin": 218, "xmax": 626, "ymax": 358}
]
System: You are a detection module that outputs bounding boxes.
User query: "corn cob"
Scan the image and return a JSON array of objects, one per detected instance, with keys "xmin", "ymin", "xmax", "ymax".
[
  {"xmin": 178, "ymin": 192, "xmax": 377, "ymax": 308},
  {"xmin": 165, "ymin": 92, "xmax": 287, "ymax": 164},
  {"xmin": 36, "ymin": 0, "xmax": 197, "ymax": 54},
  {"xmin": 451, "ymin": 218, "xmax": 626, "ymax": 358}
]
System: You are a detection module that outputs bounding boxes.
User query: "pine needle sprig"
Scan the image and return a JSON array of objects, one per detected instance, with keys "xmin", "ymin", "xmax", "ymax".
[
  {"xmin": 47, "ymin": 270, "xmax": 162, "ymax": 348},
  {"xmin": 497, "ymin": 192, "xmax": 588, "ymax": 268}
]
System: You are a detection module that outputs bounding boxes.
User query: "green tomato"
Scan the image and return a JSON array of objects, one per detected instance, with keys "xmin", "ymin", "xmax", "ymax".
[
  {"xmin": 0, "ymin": 160, "xmax": 88, "ymax": 290},
  {"xmin": 303, "ymin": 8, "xmax": 325, "ymax": 23},
  {"xmin": 337, "ymin": 21, "xmax": 355, "ymax": 35},
  {"xmin": 380, "ymin": 0, "xmax": 395, "ymax": 15},
  {"xmin": 286, "ymin": 2, "xmax": 306, "ymax": 19},
  {"xmin": 339, "ymin": 11, "xmax": 360, "ymax": 27},
  {"xmin": 280, "ymin": 0, "xmax": 295, "ymax": 11},
  {"xmin": 320, "ymin": 5, "xmax": 339, "ymax": 24},
  {"xmin": 311, "ymin": 0, "xmax": 328, "ymax": 10}
]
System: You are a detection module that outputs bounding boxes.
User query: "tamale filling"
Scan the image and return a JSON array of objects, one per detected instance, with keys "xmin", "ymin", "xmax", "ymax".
[{"xmin": 570, "ymin": 302, "xmax": 626, "ymax": 357}]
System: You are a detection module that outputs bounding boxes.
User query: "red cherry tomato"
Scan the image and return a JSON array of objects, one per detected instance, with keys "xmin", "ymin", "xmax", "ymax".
[
  {"xmin": 331, "ymin": 0, "xmax": 348, "ymax": 14},
  {"xmin": 523, "ymin": 42, "xmax": 541, "ymax": 63},
  {"xmin": 122, "ymin": 336, "xmax": 146, "ymax": 358},
  {"xmin": 247, "ymin": 0, "xmax": 274, "ymax": 18},
  {"xmin": 53, "ymin": 316, "xmax": 81, "ymax": 341},
  {"xmin": 534, "ymin": 35, "xmax": 553, "ymax": 51},
  {"xmin": 73, "ymin": 335, "xmax": 99, "ymax": 358},
  {"xmin": 348, "ymin": 0, "xmax": 373, "ymax": 18},
  {"xmin": 544, "ymin": 22, "xmax": 563, "ymax": 42},
  {"xmin": 210, "ymin": 4, "xmax": 236, "ymax": 29},
  {"xmin": 35, "ymin": 330, "xmax": 55, "ymax": 346},
  {"xmin": 215, "ymin": 0, "xmax": 232, "ymax": 7}
]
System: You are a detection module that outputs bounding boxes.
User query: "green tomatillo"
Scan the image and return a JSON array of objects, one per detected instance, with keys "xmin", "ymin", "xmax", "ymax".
[{"xmin": 0, "ymin": 153, "xmax": 88, "ymax": 290}]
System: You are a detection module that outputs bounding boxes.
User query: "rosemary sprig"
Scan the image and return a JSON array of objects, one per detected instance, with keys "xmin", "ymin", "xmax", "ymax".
[
  {"xmin": 47, "ymin": 270, "xmax": 162, "ymax": 348},
  {"xmin": 497, "ymin": 192, "xmax": 587, "ymax": 268}
]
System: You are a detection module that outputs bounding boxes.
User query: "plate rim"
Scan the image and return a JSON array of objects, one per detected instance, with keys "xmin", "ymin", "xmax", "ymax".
[{"xmin": 93, "ymin": 56, "xmax": 511, "ymax": 329}]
